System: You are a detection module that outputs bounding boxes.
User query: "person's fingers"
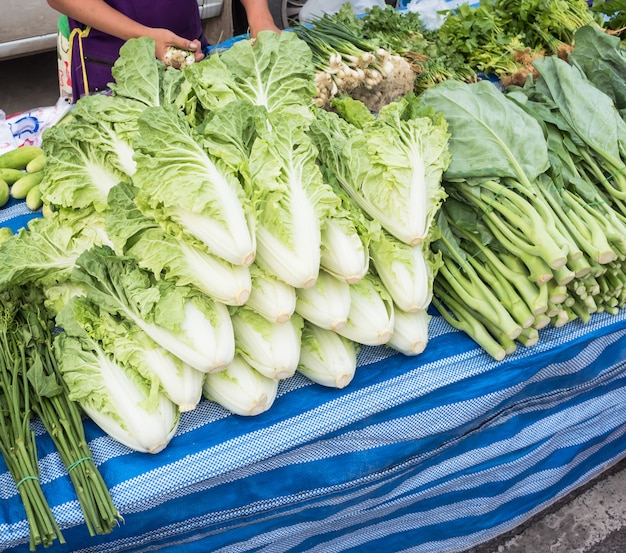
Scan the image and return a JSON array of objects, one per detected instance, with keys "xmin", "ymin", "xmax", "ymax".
[{"xmin": 189, "ymin": 39, "xmax": 205, "ymax": 61}]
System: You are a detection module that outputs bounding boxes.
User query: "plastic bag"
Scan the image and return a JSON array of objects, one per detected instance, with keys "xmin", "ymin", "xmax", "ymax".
[
  {"xmin": 402, "ymin": 0, "xmax": 479, "ymax": 31},
  {"xmin": 298, "ymin": 0, "xmax": 387, "ymax": 24}
]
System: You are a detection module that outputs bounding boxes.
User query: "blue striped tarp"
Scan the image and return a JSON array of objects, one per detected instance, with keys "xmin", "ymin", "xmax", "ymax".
[{"xmin": 1, "ymin": 301, "xmax": 625, "ymax": 552}]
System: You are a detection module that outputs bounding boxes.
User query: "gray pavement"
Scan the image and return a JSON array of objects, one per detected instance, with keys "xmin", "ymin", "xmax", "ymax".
[
  {"xmin": 1, "ymin": 50, "xmax": 626, "ymax": 553},
  {"xmin": 1, "ymin": 50, "xmax": 59, "ymax": 117}
]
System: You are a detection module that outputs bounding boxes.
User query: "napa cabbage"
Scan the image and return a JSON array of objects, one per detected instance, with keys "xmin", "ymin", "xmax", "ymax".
[
  {"xmin": 132, "ymin": 105, "xmax": 255, "ymax": 267},
  {"xmin": 106, "ymin": 181, "xmax": 252, "ymax": 306},
  {"xmin": 67, "ymin": 245, "xmax": 235, "ymax": 373},
  {"xmin": 246, "ymin": 111, "xmax": 340, "ymax": 288},
  {"xmin": 309, "ymin": 94, "xmax": 451, "ymax": 246},
  {"xmin": 203, "ymin": 354, "xmax": 278, "ymax": 416},
  {"xmin": 57, "ymin": 295, "xmax": 205, "ymax": 412},
  {"xmin": 231, "ymin": 305, "xmax": 304, "ymax": 380},
  {"xmin": 297, "ymin": 322, "xmax": 358, "ymax": 389},
  {"xmin": 54, "ymin": 331, "xmax": 179, "ymax": 454}
]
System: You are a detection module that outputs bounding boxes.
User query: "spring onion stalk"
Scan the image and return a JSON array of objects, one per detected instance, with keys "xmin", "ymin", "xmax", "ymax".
[
  {"xmin": 297, "ymin": 322, "xmax": 357, "ymax": 389},
  {"xmin": 203, "ymin": 354, "xmax": 278, "ymax": 416},
  {"xmin": 292, "ymin": 15, "xmax": 398, "ymax": 107}
]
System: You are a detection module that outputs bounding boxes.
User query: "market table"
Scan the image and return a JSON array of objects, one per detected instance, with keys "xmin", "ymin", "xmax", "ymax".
[
  {"xmin": 2, "ymin": 32, "xmax": 626, "ymax": 550},
  {"xmin": 0, "ymin": 273, "xmax": 625, "ymax": 552}
]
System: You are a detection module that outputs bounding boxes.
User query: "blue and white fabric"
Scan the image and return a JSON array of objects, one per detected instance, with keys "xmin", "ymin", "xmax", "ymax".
[{"xmin": 0, "ymin": 191, "xmax": 625, "ymax": 551}]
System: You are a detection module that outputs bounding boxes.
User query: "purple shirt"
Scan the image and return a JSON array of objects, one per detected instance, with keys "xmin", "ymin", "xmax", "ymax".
[{"xmin": 68, "ymin": 0, "xmax": 206, "ymax": 100}]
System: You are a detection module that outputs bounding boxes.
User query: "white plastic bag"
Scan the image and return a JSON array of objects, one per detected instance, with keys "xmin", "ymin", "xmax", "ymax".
[
  {"xmin": 405, "ymin": 0, "xmax": 449, "ymax": 30},
  {"xmin": 299, "ymin": 0, "xmax": 387, "ymax": 25}
]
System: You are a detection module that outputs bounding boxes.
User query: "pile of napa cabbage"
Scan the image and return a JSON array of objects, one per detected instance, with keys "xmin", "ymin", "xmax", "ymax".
[{"xmin": 0, "ymin": 33, "xmax": 449, "ymax": 453}]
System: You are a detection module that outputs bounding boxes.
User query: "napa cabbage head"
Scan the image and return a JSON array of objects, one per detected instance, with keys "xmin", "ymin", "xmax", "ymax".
[
  {"xmin": 180, "ymin": 31, "xmax": 317, "ymax": 120},
  {"xmin": 106, "ymin": 181, "xmax": 252, "ymax": 306},
  {"xmin": 247, "ymin": 111, "xmax": 340, "ymax": 288},
  {"xmin": 68, "ymin": 245, "xmax": 235, "ymax": 372},
  {"xmin": 39, "ymin": 86, "xmax": 151, "ymax": 212},
  {"xmin": 0, "ymin": 206, "xmax": 111, "ymax": 293},
  {"xmin": 310, "ymin": 95, "xmax": 450, "ymax": 246},
  {"xmin": 202, "ymin": 354, "xmax": 278, "ymax": 416},
  {"xmin": 132, "ymin": 105, "xmax": 256, "ymax": 267},
  {"xmin": 54, "ymin": 331, "xmax": 179, "ymax": 454},
  {"xmin": 58, "ymin": 295, "xmax": 205, "ymax": 412}
]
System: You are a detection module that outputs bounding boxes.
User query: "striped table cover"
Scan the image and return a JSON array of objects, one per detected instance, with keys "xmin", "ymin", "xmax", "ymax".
[{"xmin": 1, "ymin": 301, "xmax": 625, "ymax": 552}]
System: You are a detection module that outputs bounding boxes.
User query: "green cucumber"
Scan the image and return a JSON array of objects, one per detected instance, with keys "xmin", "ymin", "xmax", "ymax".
[
  {"xmin": 0, "ymin": 145, "xmax": 44, "ymax": 170},
  {"xmin": 11, "ymin": 171, "xmax": 44, "ymax": 200},
  {"xmin": 25, "ymin": 184, "xmax": 43, "ymax": 211},
  {"xmin": 0, "ymin": 179, "xmax": 9, "ymax": 207},
  {"xmin": 0, "ymin": 167, "xmax": 26, "ymax": 184},
  {"xmin": 26, "ymin": 154, "xmax": 47, "ymax": 173}
]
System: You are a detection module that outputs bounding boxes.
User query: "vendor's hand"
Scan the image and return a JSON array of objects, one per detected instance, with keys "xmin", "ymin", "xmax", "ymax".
[
  {"xmin": 150, "ymin": 28, "xmax": 204, "ymax": 66},
  {"xmin": 248, "ymin": 18, "xmax": 281, "ymax": 38}
]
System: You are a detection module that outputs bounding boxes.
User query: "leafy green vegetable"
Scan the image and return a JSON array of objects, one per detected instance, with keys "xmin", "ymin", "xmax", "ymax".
[
  {"xmin": 570, "ymin": 25, "xmax": 626, "ymax": 115},
  {"xmin": 335, "ymin": 273, "xmax": 395, "ymax": 346},
  {"xmin": 295, "ymin": 269, "xmax": 352, "ymax": 331},
  {"xmin": 230, "ymin": 306, "xmax": 304, "ymax": 380},
  {"xmin": 106, "ymin": 181, "xmax": 252, "ymax": 306},
  {"xmin": 54, "ymin": 330, "xmax": 179, "ymax": 454},
  {"xmin": 203, "ymin": 354, "xmax": 278, "ymax": 416},
  {"xmin": 310, "ymin": 93, "xmax": 450, "ymax": 247},
  {"xmin": 0, "ymin": 207, "xmax": 111, "ymax": 294},
  {"xmin": 246, "ymin": 263, "xmax": 296, "ymax": 324},
  {"xmin": 369, "ymin": 227, "xmax": 440, "ymax": 313},
  {"xmin": 57, "ymin": 295, "xmax": 205, "ymax": 412},
  {"xmin": 68, "ymin": 245, "xmax": 235, "ymax": 373},
  {"xmin": 590, "ymin": 0, "xmax": 626, "ymax": 37},
  {"xmin": 183, "ymin": 31, "xmax": 317, "ymax": 121},
  {"xmin": 297, "ymin": 321, "xmax": 357, "ymax": 388},
  {"xmin": 247, "ymin": 111, "xmax": 339, "ymax": 288},
  {"xmin": 387, "ymin": 307, "xmax": 431, "ymax": 356},
  {"xmin": 40, "ymin": 94, "xmax": 140, "ymax": 211},
  {"xmin": 132, "ymin": 105, "xmax": 256, "ymax": 267}
]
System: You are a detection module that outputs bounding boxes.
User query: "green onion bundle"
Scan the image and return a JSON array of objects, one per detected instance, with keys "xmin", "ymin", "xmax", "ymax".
[
  {"xmin": 292, "ymin": 14, "xmax": 412, "ymax": 109},
  {"xmin": 0, "ymin": 285, "xmax": 120, "ymax": 549},
  {"xmin": 0, "ymin": 287, "xmax": 64, "ymax": 550}
]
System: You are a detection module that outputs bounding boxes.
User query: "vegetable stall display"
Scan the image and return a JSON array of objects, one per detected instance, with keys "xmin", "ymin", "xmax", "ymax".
[
  {"xmin": 0, "ymin": 31, "xmax": 448, "ymax": 463},
  {"xmin": 0, "ymin": 1, "xmax": 625, "ymax": 548}
]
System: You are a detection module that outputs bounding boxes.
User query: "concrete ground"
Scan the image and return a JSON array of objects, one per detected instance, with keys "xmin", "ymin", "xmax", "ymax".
[
  {"xmin": 466, "ymin": 457, "xmax": 626, "ymax": 553},
  {"xmin": 2, "ymin": 50, "xmax": 626, "ymax": 553}
]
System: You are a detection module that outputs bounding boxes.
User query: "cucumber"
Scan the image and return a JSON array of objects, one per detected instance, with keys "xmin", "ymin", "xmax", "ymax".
[
  {"xmin": 11, "ymin": 171, "xmax": 44, "ymax": 200},
  {"xmin": 0, "ymin": 167, "xmax": 26, "ymax": 184},
  {"xmin": 0, "ymin": 179, "xmax": 9, "ymax": 207},
  {"xmin": 0, "ymin": 145, "xmax": 44, "ymax": 170},
  {"xmin": 26, "ymin": 154, "xmax": 47, "ymax": 174},
  {"xmin": 25, "ymin": 184, "xmax": 43, "ymax": 211}
]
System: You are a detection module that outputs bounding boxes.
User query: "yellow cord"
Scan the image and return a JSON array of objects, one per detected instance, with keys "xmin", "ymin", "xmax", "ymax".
[{"xmin": 68, "ymin": 26, "xmax": 93, "ymax": 98}]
